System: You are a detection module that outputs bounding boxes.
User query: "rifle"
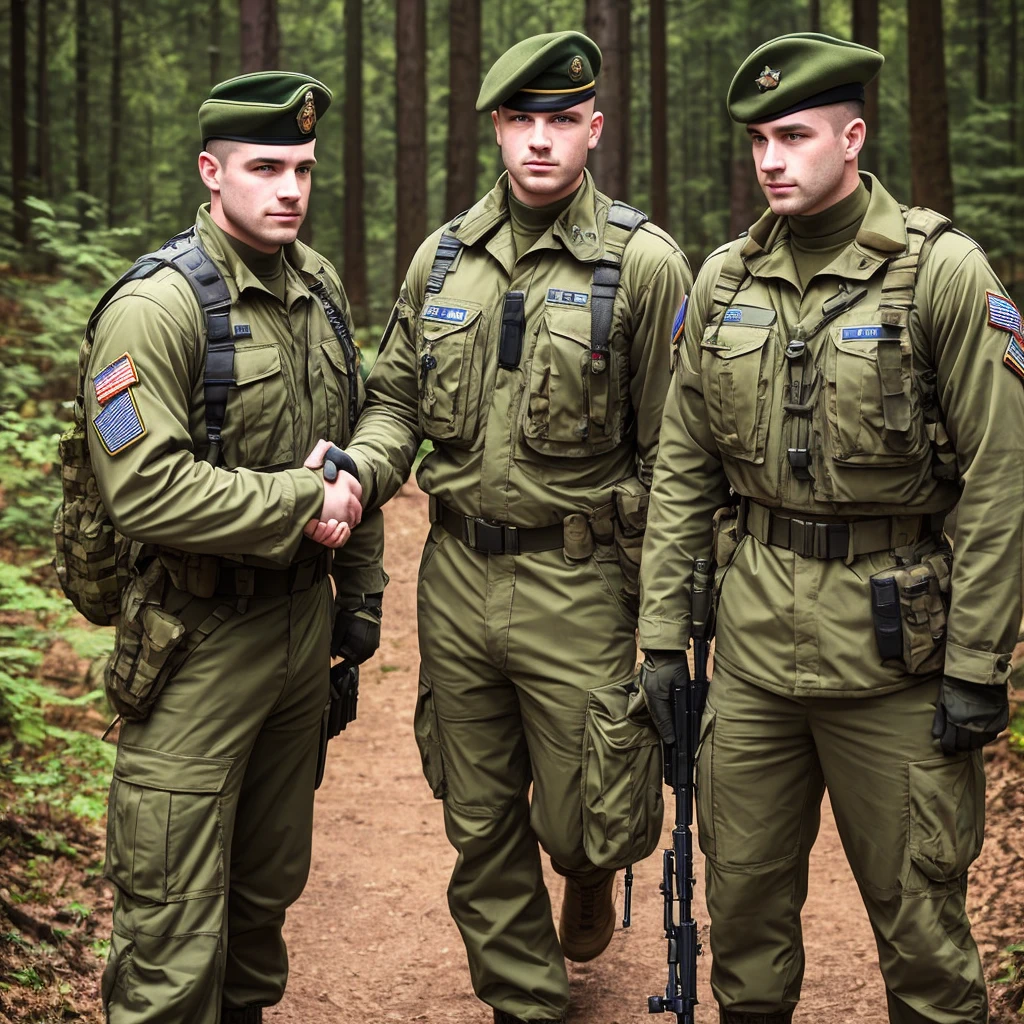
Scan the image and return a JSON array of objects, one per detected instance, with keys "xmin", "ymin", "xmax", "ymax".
[
  {"xmin": 314, "ymin": 660, "xmax": 360, "ymax": 790},
  {"xmin": 648, "ymin": 558, "xmax": 714, "ymax": 1023}
]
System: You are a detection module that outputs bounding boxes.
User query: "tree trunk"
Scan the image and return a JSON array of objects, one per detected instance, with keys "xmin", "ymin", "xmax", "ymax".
[
  {"xmin": 977, "ymin": 0, "xmax": 988, "ymax": 101},
  {"xmin": 240, "ymin": 0, "xmax": 279, "ymax": 73},
  {"xmin": 75, "ymin": 0, "xmax": 89, "ymax": 196},
  {"xmin": 35, "ymin": 0, "xmax": 51, "ymax": 198},
  {"xmin": 107, "ymin": 0, "xmax": 123, "ymax": 227},
  {"xmin": 649, "ymin": 0, "xmax": 667, "ymax": 228},
  {"xmin": 907, "ymin": 0, "xmax": 954, "ymax": 216},
  {"xmin": 729, "ymin": 151, "xmax": 754, "ymax": 240},
  {"xmin": 585, "ymin": 0, "xmax": 629, "ymax": 199},
  {"xmin": 343, "ymin": 0, "xmax": 369, "ymax": 323},
  {"xmin": 619, "ymin": 1, "xmax": 631, "ymax": 200},
  {"xmin": 809, "ymin": 0, "xmax": 821, "ymax": 30},
  {"xmin": 852, "ymin": 0, "xmax": 880, "ymax": 173},
  {"xmin": 11, "ymin": 0, "xmax": 28, "ymax": 243},
  {"xmin": 209, "ymin": 0, "xmax": 222, "ymax": 85},
  {"xmin": 394, "ymin": 0, "xmax": 427, "ymax": 292},
  {"xmin": 1011, "ymin": 0, "xmax": 1019, "ymax": 149},
  {"xmin": 445, "ymin": 0, "xmax": 481, "ymax": 219}
]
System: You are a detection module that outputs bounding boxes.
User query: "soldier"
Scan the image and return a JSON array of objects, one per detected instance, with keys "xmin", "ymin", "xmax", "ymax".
[
  {"xmin": 337, "ymin": 31, "xmax": 690, "ymax": 1024},
  {"xmin": 80, "ymin": 73, "xmax": 382, "ymax": 1023},
  {"xmin": 639, "ymin": 33, "xmax": 1024, "ymax": 1024}
]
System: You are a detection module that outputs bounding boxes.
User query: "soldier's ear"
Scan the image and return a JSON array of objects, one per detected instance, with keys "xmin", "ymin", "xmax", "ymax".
[
  {"xmin": 491, "ymin": 110, "xmax": 502, "ymax": 146},
  {"xmin": 588, "ymin": 110, "xmax": 604, "ymax": 150},
  {"xmin": 198, "ymin": 151, "xmax": 222, "ymax": 193}
]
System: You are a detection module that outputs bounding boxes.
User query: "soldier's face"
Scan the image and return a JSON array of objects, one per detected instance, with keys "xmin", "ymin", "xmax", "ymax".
[
  {"xmin": 492, "ymin": 101, "xmax": 603, "ymax": 205},
  {"xmin": 747, "ymin": 106, "xmax": 864, "ymax": 216},
  {"xmin": 199, "ymin": 140, "xmax": 317, "ymax": 252}
]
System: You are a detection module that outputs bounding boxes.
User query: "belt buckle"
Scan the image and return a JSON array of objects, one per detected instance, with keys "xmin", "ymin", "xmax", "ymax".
[{"xmin": 465, "ymin": 517, "xmax": 505, "ymax": 555}]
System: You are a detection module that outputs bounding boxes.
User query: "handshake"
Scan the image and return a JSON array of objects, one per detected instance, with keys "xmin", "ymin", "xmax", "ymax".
[{"xmin": 302, "ymin": 438, "xmax": 364, "ymax": 549}]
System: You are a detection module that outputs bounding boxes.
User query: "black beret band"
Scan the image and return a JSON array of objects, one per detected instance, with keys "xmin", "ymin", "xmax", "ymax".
[
  {"xmin": 756, "ymin": 82, "xmax": 866, "ymax": 123},
  {"xmin": 503, "ymin": 87, "xmax": 597, "ymax": 113}
]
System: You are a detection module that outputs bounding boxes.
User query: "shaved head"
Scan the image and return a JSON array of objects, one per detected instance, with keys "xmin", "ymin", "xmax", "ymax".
[
  {"xmin": 204, "ymin": 139, "xmax": 240, "ymax": 165},
  {"xmin": 822, "ymin": 100, "xmax": 866, "ymax": 135}
]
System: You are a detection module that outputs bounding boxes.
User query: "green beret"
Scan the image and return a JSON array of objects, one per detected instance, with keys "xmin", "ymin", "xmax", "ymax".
[
  {"xmin": 727, "ymin": 32, "xmax": 883, "ymax": 124},
  {"xmin": 199, "ymin": 71, "xmax": 332, "ymax": 147},
  {"xmin": 476, "ymin": 31, "xmax": 601, "ymax": 113}
]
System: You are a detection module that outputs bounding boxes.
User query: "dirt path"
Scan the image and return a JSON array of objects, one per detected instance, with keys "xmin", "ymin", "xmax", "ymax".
[{"xmin": 272, "ymin": 484, "xmax": 895, "ymax": 1024}]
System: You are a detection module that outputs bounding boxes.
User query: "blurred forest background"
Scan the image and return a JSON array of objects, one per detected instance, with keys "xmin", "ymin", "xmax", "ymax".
[{"xmin": 1, "ymin": 0, "xmax": 1024, "ymax": 1020}]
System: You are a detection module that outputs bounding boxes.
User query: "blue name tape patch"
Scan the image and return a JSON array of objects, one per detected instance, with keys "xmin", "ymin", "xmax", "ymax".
[
  {"xmin": 841, "ymin": 325, "xmax": 887, "ymax": 340},
  {"xmin": 723, "ymin": 308, "xmax": 742, "ymax": 323},
  {"xmin": 422, "ymin": 305, "xmax": 469, "ymax": 324},
  {"xmin": 93, "ymin": 389, "xmax": 146, "ymax": 455},
  {"xmin": 546, "ymin": 288, "xmax": 589, "ymax": 306}
]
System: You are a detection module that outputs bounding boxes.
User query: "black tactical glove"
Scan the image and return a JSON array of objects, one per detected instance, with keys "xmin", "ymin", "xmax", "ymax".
[
  {"xmin": 639, "ymin": 650, "xmax": 689, "ymax": 746},
  {"xmin": 332, "ymin": 592, "xmax": 383, "ymax": 666},
  {"xmin": 931, "ymin": 676, "xmax": 1009, "ymax": 756}
]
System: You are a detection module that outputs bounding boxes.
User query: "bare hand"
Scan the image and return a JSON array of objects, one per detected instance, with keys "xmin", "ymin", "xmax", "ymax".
[
  {"xmin": 305, "ymin": 438, "xmax": 364, "ymax": 533},
  {"xmin": 303, "ymin": 517, "xmax": 351, "ymax": 549}
]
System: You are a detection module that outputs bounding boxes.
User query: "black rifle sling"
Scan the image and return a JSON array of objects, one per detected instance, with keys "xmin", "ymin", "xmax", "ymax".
[
  {"xmin": 309, "ymin": 281, "xmax": 359, "ymax": 431},
  {"xmin": 86, "ymin": 228, "xmax": 235, "ymax": 466},
  {"xmin": 590, "ymin": 201, "xmax": 648, "ymax": 373}
]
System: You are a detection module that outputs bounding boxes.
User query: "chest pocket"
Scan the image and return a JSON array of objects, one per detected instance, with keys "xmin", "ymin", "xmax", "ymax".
[
  {"xmin": 222, "ymin": 345, "xmax": 293, "ymax": 470},
  {"xmin": 415, "ymin": 300, "xmax": 485, "ymax": 446},
  {"xmin": 523, "ymin": 308, "xmax": 624, "ymax": 458},
  {"xmin": 821, "ymin": 312, "xmax": 928, "ymax": 466},
  {"xmin": 700, "ymin": 322, "xmax": 775, "ymax": 464},
  {"xmin": 316, "ymin": 341, "xmax": 355, "ymax": 445}
]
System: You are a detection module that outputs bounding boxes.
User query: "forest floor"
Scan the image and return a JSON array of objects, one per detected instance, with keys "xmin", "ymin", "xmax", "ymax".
[{"xmin": 1, "ymin": 481, "xmax": 1023, "ymax": 1023}]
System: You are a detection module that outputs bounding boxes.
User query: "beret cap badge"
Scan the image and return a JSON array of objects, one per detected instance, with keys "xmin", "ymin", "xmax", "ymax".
[
  {"xmin": 755, "ymin": 65, "xmax": 782, "ymax": 92},
  {"xmin": 296, "ymin": 90, "xmax": 317, "ymax": 134},
  {"xmin": 569, "ymin": 55, "xmax": 584, "ymax": 81}
]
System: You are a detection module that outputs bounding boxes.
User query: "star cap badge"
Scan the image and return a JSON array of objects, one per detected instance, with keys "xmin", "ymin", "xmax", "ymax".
[
  {"xmin": 755, "ymin": 65, "xmax": 782, "ymax": 92},
  {"xmin": 569, "ymin": 55, "xmax": 584, "ymax": 81},
  {"xmin": 296, "ymin": 90, "xmax": 317, "ymax": 134}
]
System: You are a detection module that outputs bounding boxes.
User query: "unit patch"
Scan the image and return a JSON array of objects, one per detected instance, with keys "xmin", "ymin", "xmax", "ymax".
[
  {"xmin": 723, "ymin": 308, "xmax": 743, "ymax": 323},
  {"xmin": 546, "ymin": 288, "xmax": 589, "ymax": 306},
  {"xmin": 233, "ymin": 323, "xmax": 252, "ymax": 337},
  {"xmin": 672, "ymin": 296, "xmax": 688, "ymax": 345},
  {"xmin": 422, "ymin": 304, "xmax": 469, "ymax": 324},
  {"xmin": 92, "ymin": 389, "xmax": 146, "ymax": 455},
  {"xmin": 93, "ymin": 353, "xmax": 139, "ymax": 405},
  {"xmin": 841, "ymin": 326, "xmax": 886, "ymax": 341},
  {"xmin": 719, "ymin": 305, "xmax": 777, "ymax": 327},
  {"xmin": 986, "ymin": 291, "xmax": 1024, "ymax": 383}
]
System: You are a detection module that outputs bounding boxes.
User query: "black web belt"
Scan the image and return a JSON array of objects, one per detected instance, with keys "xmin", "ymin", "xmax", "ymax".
[
  {"xmin": 429, "ymin": 497, "xmax": 564, "ymax": 555},
  {"xmin": 213, "ymin": 552, "xmax": 331, "ymax": 598}
]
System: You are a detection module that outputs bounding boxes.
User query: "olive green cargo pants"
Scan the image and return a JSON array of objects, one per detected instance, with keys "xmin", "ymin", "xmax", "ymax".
[
  {"xmin": 413, "ymin": 526, "xmax": 664, "ymax": 1021},
  {"xmin": 102, "ymin": 581, "xmax": 332, "ymax": 1024},
  {"xmin": 698, "ymin": 664, "xmax": 987, "ymax": 1024}
]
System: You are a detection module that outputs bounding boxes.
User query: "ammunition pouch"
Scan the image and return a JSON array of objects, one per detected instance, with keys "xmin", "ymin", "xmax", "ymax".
[{"xmin": 870, "ymin": 549, "xmax": 952, "ymax": 675}]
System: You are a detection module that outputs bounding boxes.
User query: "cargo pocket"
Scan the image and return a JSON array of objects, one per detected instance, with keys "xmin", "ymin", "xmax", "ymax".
[
  {"xmin": 695, "ymin": 705, "xmax": 717, "ymax": 859},
  {"xmin": 610, "ymin": 478, "xmax": 649, "ymax": 617},
  {"xmin": 700, "ymin": 323, "xmax": 774, "ymax": 463},
  {"xmin": 223, "ymin": 345, "xmax": 294, "ymax": 469},
  {"xmin": 414, "ymin": 674, "xmax": 447, "ymax": 799},
  {"xmin": 416, "ymin": 302, "xmax": 485, "ymax": 445},
  {"xmin": 105, "ymin": 744, "xmax": 231, "ymax": 903},
  {"xmin": 582, "ymin": 678, "xmax": 664, "ymax": 869},
  {"xmin": 906, "ymin": 752, "xmax": 985, "ymax": 888}
]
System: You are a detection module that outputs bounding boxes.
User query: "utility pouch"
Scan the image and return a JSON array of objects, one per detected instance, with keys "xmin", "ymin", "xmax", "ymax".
[
  {"xmin": 562, "ymin": 512, "xmax": 596, "ymax": 562},
  {"xmin": 611, "ymin": 478, "xmax": 650, "ymax": 616},
  {"xmin": 711, "ymin": 504, "xmax": 741, "ymax": 597},
  {"xmin": 498, "ymin": 290, "xmax": 525, "ymax": 370},
  {"xmin": 870, "ymin": 550, "xmax": 952, "ymax": 675}
]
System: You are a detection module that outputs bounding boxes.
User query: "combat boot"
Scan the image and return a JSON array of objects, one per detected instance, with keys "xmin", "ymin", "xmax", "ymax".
[
  {"xmin": 221, "ymin": 1007, "xmax": 262, "ymax": 1024},
  {"xmin": 557, "ymin": 868, "xmax": 616, "ymax": 962},
  {"xmin": 493, "ymin": 1011, "xmax": 565, "ymax": 1024},
  {"xmin": 719, "ymin": 1009, "xmax": 794, "ymax": 1024}
]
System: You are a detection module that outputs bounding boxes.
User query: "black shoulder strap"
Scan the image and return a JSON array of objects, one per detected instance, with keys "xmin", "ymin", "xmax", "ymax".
[
  {"xmin": 309, "ymin": 279, "xmax": 359, "ymax": 431},
  {"xmin": 87, "ymin": 228, "xmax": 235, "ymax": 466},
  {"xmin": 425, "ymin": 212, "xmax": 468, "ymax": 296},
  {"xmin": 589, "ymin": 201, "xmax": 648, "ymax": 373}
]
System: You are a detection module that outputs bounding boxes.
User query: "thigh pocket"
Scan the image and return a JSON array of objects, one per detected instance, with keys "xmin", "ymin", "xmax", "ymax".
[
  {"xmin": 414, "ymin": 673, "xmax": 447, "ymax": 800},
  {"xmin": 907, "ymin": 751, "xmax": 985, "ymax": 886},
  {"xmin": 105, "ymin": 744, "xmax": 232, "ymax": 903},
  {"xmin": 695, "ymin": 705, "xmax": 717, "ymax": 859},
  {"xmin": 582, "ymin": 677, "xmax": 664, "ymax": 869}
]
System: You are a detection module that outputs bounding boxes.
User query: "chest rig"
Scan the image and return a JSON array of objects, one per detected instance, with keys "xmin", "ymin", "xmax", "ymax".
[
  {"xmin": 705, "ymin": 206, "xmax": 957, "ymax": 485},
  {"xmin": 424, "ymin": 200, "xmax": 649, "ymax": 373}
]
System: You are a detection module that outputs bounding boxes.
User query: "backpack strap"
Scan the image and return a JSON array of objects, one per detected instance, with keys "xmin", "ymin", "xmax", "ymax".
[
  {"xmin": 707, "ymin": 238, "xmax": 749, "ymax": 328},
  {"xmin": 425, "ymin": 211, "xmax": 469, "ymax": 296},
  {"xmin": 308, "ymin": 279, "xmax": 359, "ymax": 431},
  {"xmin": 590, "ymin": 201, "xmax": 648, "ymax": 374}
]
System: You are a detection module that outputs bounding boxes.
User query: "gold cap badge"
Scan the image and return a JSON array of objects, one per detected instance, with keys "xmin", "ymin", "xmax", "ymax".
[
  {"xmin": 755, "ymin": 65, "xmax": 782, "ymax": 92},
  {"xmin": 569, "ymin": 56, "xmax": 584, "ymax": 82},
  {"xmin": 296, "ymin": 90, "xmax": 317, "ymax": 134}
]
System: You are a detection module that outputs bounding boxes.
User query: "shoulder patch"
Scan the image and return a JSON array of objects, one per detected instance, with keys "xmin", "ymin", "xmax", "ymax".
[
  {"xmin": 93, "ymin": 352, "xmax": 139, "ymax": 405},
  {"xmin": 671, "ymin": 295, "xmax": 687, "ymax": 345},
  {"xmin": 986, "ymin": 291, "xmax": 1024, "ymax": 383},
  {"xmin": 92, "ymin": 389, "xmax": 146, "ymax": 455}
]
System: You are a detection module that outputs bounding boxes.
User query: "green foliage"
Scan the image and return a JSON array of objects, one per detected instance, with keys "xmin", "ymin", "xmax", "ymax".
[{"xmin": 1008, "ymin": 705, "xmax": 1024, "ymax": 756}]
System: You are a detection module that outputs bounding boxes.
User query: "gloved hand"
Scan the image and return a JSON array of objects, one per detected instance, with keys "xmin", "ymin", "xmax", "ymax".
[
  {"xmin": 931, "ymin": 676, "xmax": 1009, "ymax": 756},
  {"xmin": 332, "ymin": 592, "xmax": 383, "ymax": 666},
  {"xmin": 639, "ymin": 650, "xmax": 689, "ymax": 746}
]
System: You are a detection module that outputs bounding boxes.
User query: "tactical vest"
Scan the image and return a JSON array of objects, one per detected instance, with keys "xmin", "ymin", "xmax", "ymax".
[
  {"xmin": 53, "ymin": 228, "xmax": 358, "ymax": 626},
  {"xmin": 701, "ymin": 206, "xmax": 958, "ymax": 505}
]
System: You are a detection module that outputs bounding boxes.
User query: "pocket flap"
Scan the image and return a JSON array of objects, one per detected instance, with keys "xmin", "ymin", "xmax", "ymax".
[
  {"xmin": 547, "ymin": 313, "xmax": 591, "ymax": 349},
  {"xmin": 320, "ymin": 341, "xmax": 350, "ymax": 375},
  {"xmin": 419, "ymin": 304, "xmax": 482, "ymax": 340},
  {"xmin": 233, "ymin": 345, "xmax": 282, "ymax": 385},
  {"xmin": 701, "ymin": 323, "xmax": 772, "ymax": 358},
  {"xmin": 114, "ymin": 743, "xmax": 231, "ymax": 794}
]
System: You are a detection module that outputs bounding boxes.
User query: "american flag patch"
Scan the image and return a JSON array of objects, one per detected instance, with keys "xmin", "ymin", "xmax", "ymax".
[
  {"xmin": 93, "ymin": 353, "xmax": 139, "ymax": 405},
  {"xmin": 92, "ymin": 389, "xmax": 146, "ymax": 455},
  {"xmin": 671, "ymin": 296, "xmax": 687, "ymax": 345},
  {"xmin": 986, "ymin": 292, "xmax": 1024, "ymax": 383},
  {"xmin": 1005, "ymin": 335, "xmax": 1024, "ymax": 383}
]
